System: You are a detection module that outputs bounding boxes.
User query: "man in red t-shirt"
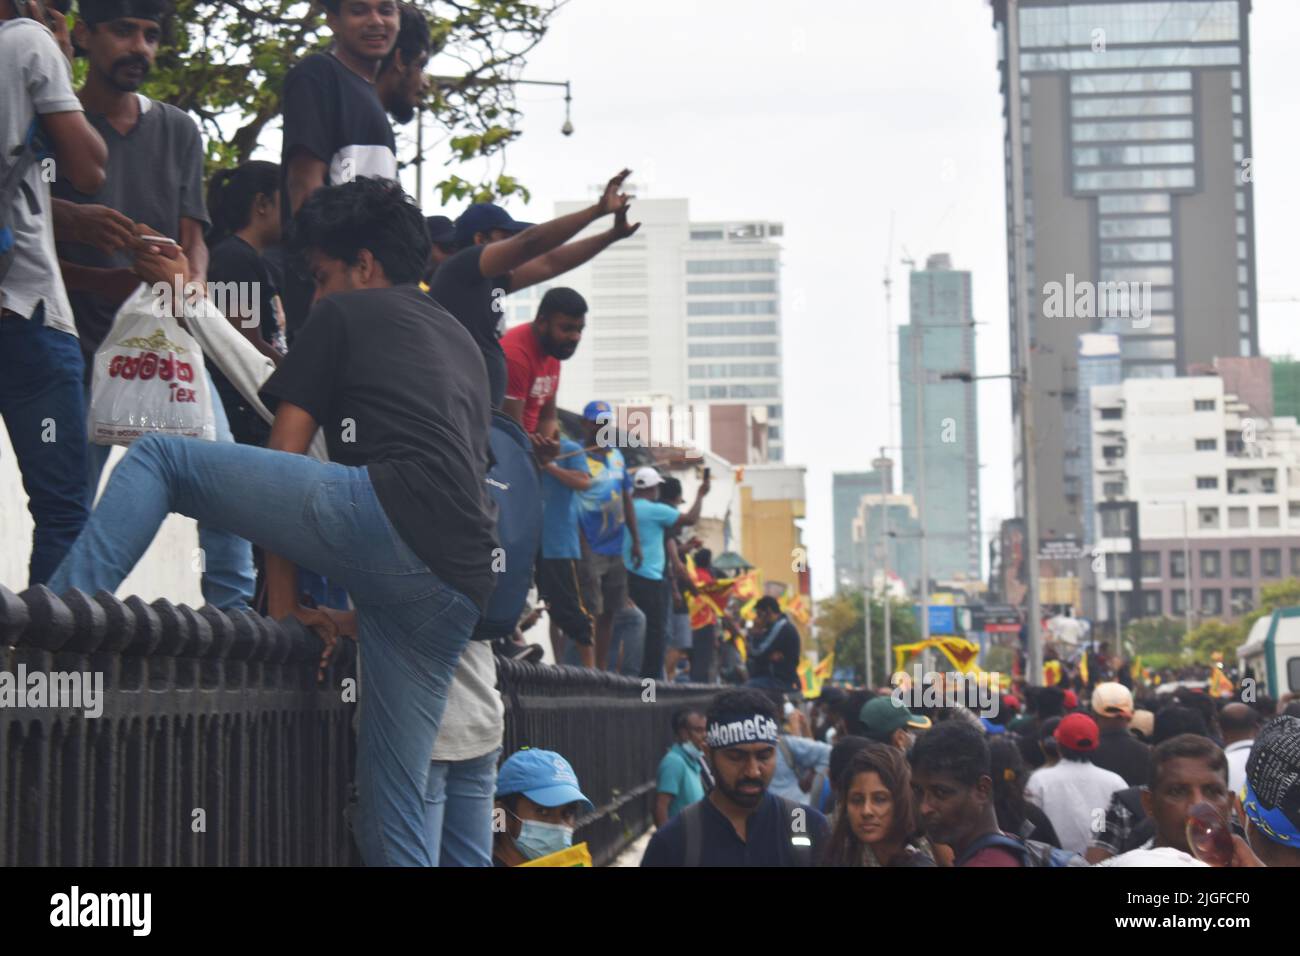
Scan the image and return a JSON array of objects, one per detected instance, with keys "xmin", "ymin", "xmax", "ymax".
[{"xmin": 501, "ymin": 287, "xmax": 587, "ymax": 440}]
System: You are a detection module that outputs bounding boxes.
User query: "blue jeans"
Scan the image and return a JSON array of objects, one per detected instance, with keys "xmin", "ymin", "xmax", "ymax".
[
  {"xmin": 424, "ymin": 747, "xmax": 500, "ymax": 867},
  {"xmin": 607, "ymin": 602, "xmax": 646, "ymax": 676},
  {"xmin": 86, "ymin": 375, "xmax": 255, "ymax": 610},
  {"xmin": 47, "ymin": 434, "xmax": 482, "ymax": 866},
  {"xmin": 0, "ymin": 311, "xmax": 89, "ymax": 586}
]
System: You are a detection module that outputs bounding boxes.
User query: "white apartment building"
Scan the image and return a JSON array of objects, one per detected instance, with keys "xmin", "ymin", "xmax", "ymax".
[
  {"xmin": 1092, "ymin": 375, "xmax": 1300, "ymax": 623},
  {"xmin": 546, "ymin": 196, "xmax": 785, "ymax": 462}
]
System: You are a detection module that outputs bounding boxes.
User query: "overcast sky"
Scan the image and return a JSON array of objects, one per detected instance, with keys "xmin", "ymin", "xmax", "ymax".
[{"xmin": 402, "ymin": 0, "xmax": 1300, "ymax": 600}]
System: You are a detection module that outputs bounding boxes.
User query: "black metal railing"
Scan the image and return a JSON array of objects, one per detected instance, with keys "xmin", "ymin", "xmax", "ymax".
[{"xmin": 0, "ymin": 585, "xmax": 714, "ymax": 867}]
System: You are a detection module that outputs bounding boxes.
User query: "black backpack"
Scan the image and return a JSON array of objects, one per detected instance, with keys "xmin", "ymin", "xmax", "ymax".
[
  {"xmin": 0, "ymin": 118, "xmax": 48, "ymax": 284},
  {"xmin": 471, "ymin": 411, "xmax": 542, "ymax": 640}
]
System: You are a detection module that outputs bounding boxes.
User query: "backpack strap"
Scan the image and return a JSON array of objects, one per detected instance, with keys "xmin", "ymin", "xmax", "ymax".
[
  {"xmin": 774, "ymin": 796, "xmax": 814, "ymax": 867},
  {"xmin": 680, "ymin": 799, "xmax": 706, "ymax": 868},
  {"xmin": 0, "ymin": 120, "xmax": 45, "ymax": 280},
  {"xmin": 954, "ymin": 831, "xmax": 1028, "ymax": 867}
]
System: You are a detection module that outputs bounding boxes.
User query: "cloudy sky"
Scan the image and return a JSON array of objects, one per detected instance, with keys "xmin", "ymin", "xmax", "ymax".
[{"xmin": 405, "ymin": 0, "xmax": 1300, "ymax": 599}]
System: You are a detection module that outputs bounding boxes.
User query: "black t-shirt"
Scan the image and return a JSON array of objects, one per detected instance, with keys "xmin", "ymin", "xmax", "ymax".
[
  {"xmin": 207, "ymin": 235, "xmax": 284, "ymax": 446},
  {"xmin": 1022, "ymin": 801, "xmax": 1062, "ymax": 848},
  {"xmin": 1092, "ymin": 729, "xmax": 1151, "ymax": 788},
  {"xmin": 640, "ymin": 791, "xmax": 829, "ymax": 867},
  {"xmin": 752, "ymin": 615, "xmax": 801, "ymax": 690},
  {"xmin": 426, "ymin": 245, "xmax": 511, "ymax": 407},
  {"xmin": 279, "ymin": 52, "xmax": 398, "ymax": 342},
  {"xmin": 259, "ymin": 285, "xmax": 498, "ymax": 609}
]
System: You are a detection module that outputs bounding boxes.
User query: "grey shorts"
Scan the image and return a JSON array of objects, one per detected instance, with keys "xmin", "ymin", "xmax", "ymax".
[
  {"xmin": 668, "ymin": 611, "xmax": 693, "ymax": 650},
  {"xmin": 579, "ymin": 548, "xmax": 628, "ymax": 618}
]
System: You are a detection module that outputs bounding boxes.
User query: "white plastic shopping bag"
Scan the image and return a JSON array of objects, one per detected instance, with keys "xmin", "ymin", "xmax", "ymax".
[
  {"xmin": 89, "ymin": 284, "xmax": 216, "ymax": 446},
  {"xmin": 184, "ymin": 293, "xmax": 330, "ymax": 462}
]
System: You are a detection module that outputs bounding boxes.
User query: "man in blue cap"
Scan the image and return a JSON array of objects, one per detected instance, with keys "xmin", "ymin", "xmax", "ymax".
[
  {"xmin": 575, "ymin": 399, "xmax": 641, "ymax": 670},
  {"xmin": 492, "ymin": 748, "xmax": 594, "ymax": 866},
  {"xmin": 426, "ymin": 169, "xmax": 640, "ymax": 409}
]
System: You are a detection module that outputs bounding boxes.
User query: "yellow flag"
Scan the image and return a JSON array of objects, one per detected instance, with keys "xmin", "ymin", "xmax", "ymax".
[
  {"xmin": 518, "ymin": 842, "xmax": 593, "ymax": 867},
  {"xmin": 813, "ymin": 652, "xmax": 835, "ymax": 681},
  {"xmin": 1079, "ymin": 651, "xmax": 1089, "ymax": 687}
]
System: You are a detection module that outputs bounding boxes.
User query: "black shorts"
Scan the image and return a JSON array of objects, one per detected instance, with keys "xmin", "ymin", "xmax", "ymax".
[{"xmin": 535, "ymin": 557, "xmax": 594, "ymax": 646}]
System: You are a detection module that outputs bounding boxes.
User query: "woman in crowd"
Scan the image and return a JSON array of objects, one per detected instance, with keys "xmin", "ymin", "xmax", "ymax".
[
  {"xmin": 824, "ymin": 743, "xmax": 935, "ymax": 867},
  {"xmin": 989, "ymin": 735, "xmax": 1061, "ymax": 847}
]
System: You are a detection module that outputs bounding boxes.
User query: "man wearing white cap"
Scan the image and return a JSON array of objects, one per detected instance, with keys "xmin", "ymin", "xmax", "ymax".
[
  {"xmin": 1090, "ymin": 682, "xmax": 1150, "ymax": 787},
  {"xmin": 624, "ymin": 466, "xmax": 709, "ymax": 680}
]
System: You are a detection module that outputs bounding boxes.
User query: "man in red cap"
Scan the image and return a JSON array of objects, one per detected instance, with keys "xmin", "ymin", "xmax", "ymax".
[{"xmin": 1023, "ymin": 712, "xmax": 1126, "ymax": 856}]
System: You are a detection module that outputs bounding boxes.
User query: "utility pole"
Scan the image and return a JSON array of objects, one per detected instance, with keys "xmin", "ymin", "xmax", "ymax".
[
  {"xmin": 912, "ymin": 317, "xmax": 931, "ymax": 651},
  {"xmin": 863, "ymin": 528, "xmax": 874, "ymax": 688},
  {"xmin": 1007, "ymin": 0, "xmax": 1044, "ymax": 686},
  {"xmin": 882, "ymin": 219, "xmax": 896, "ymax": 684}
]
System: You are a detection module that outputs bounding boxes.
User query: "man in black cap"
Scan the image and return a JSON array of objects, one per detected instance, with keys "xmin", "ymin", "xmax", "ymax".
[
  {"xmin": 50, "ymin": 0, "xmax": 256, "ymax": 612},
  {"xmin": 426, "ymin": 169, "xmax": 640, "ymax": 410},
  {"xmin": 1241, "ymin": 715, "xmax": 1300, "ymax": 867},
  {"xmin": 280, "ymin": 0, "xmax": 400, "ymax": 342},
  {"xmin": 420, "ymin": 215, "xmax": 457, "ymax": 285}
]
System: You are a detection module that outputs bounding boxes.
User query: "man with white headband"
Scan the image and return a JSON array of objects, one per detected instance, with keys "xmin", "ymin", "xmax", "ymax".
[{"xmin": 641, "ymin": 688, "xmax": 829, "ymax": 866}]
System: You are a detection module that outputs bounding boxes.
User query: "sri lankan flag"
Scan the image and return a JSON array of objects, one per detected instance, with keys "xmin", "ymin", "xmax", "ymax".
[{"xmin": 1043, "ymin": 660, "xmax": 1063, "ymax": 686}]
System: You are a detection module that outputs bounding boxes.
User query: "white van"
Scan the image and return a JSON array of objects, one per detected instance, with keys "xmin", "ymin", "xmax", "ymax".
[{"xmin": 1237, "ymin": 607, "xmax": 1300, "ymax": 700}]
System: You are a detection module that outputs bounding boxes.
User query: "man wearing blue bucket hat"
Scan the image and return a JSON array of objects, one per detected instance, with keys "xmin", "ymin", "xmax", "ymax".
[{"xmin": 492, "ymin": 748, "xmax": 594, "ymax": 866}]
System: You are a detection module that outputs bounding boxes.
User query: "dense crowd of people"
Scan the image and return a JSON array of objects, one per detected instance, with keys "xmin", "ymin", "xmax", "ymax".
[{"xmin": 645, "ymin": 680, "xmax": 1300, "ymax": 867}]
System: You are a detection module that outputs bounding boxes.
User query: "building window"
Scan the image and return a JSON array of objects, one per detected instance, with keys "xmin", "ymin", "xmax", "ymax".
[
  {"xmin": 1140, "ymin": 551, "xmax": 1160, "ymax": 578},
  {"xmin": 1289, "ymin": 502, "xmax": 1300, "ymax": 521},
  {"xmin": 1196, "ymin": 476, "xmax": 1218, "ymax": 490},
  {"xmin": 1172, "ymin": 589, "xmax": 1187, "ymax": 615},
  {"xmin": 688, "ymin": 321, "xmax": 778, "ymax": 337},
  {"xmin": 1194, "ymin": 399, "xmax": 1216, "ymax": 411},
  {"xmin": 1259, "ymin": 506, "xmax": 1280, "ymax": 529},
  {"xmin": 1199, "ymin": 551, "xmax": 1221, "ymax": 579},
  {"xmin": 1198, "ymin": 507, "xmax": 1219, "ymax": 529},
  {"xmin": 1105, "ymin": 553, "xmax": 1132, "ymax": 578},
  {"xmin": 686, "ymin": 259, "xmax": 777, "ymax": 275},
  {"xmin": 1196, "ymin": 438, "xmax": 1217, "ymax": 451},
  {"xmin": 1231, "ymin": 588, "xmax": 1254, "ymax": 615},
  {"xmin": 1230, "ymin": 550, "xmax": 1251, "ymax": 578},
  {"xmin": 1100, "ymin": 407, "xmax": 1123, "ymax": 420},
  {"xmin": 687, "ymin": 300, "xmax": 777, "ymax": 316},
  {"xmin": 1142, "ymin": 591, "xmax": 1162, "ymax": 617},
  {"xmin": 686, "ymin": 279, "xmax": 778, "ymax": 295},
  {"xmin": 1228, "ymin": 507, "xmax": 1249, "ymax": 529},
  {"xmin": 1292, "ymin": 548, "xmax": 1300, "ymax": 577},
  {"xmin": 1100, "ymin": 508, "xmax": 1131, "ymax": 537},
  {"xmin": 1170, "ymin": 551, "xmax": 1186, "ymax": 578},
  {"xmin": 1261, "ymin": 549, "xmax": 1281, "ymax": 578},
  {"xmin": 1103, "ymin": 481, "xmax": 1125, "ymax": 497},
  {"xmin": 1201, "ymin": 589, "xmax": 1223, "ymax": 617},
  {"xmin": 1102, "ymin": 445, "xmax": 1125, "ymax": 460}
]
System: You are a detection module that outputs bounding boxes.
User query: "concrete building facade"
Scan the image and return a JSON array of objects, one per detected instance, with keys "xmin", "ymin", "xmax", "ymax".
[
  {"xmin": 1091, "ymin": 375, "xmax": 1300, "ymax": 623},
  {"xmin": 992, "ymin": 0, "xmax": 1259, "ymax": 547}
]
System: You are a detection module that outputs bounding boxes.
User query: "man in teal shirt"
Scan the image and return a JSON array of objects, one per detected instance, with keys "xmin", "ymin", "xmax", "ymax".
[
  {"xmin": 623, "ymin": 466, "xmax": 709, "ymax": 680},
  {"xmin": 654, "ymin": 708, "xmax": 709, "ymax": 825}
]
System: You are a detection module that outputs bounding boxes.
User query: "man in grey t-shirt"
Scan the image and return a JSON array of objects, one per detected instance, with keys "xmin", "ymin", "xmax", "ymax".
[
  {"xmin": 49, "ymin": 0, "xmax": 254, "ymax": 610},
  {"xmin": 0, "ymin": 3, "xmax": 107, "ymax": 585}
]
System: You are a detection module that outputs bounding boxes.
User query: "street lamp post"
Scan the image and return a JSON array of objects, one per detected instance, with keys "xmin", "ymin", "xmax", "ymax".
[{"xmin": 941, "ymin": 365, "xmax": 1041, "ymax": 684}]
